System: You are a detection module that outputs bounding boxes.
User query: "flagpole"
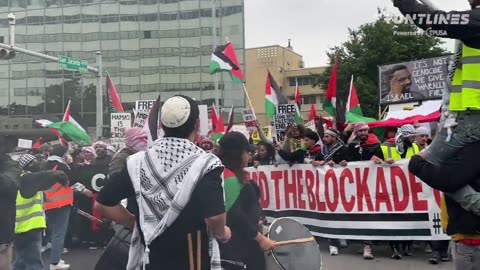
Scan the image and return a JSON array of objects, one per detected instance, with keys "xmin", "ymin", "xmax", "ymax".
[{"xmin": 242, "ymin": 83, "xmax": 255, "ymax": 115}]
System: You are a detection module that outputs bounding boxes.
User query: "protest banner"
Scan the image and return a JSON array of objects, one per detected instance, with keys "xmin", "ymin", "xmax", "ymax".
[
  {"xmin": 246, "ymin": 159, "xmax": 449, "ymax": 241},
  {"xmin": 242, "ymin": 108, "xmax": 257, "ymax": 131},
  {"xmin": 379, "ymin": 55, "xmax": 453, "ymax": 105},
  {"xmin": 199, "ymin": 105, "xmax": 209, "ymax": 136},
  {"xmin": 135, "ymin": 100, "xmax": 156, "ymax": 111},
  {"xmin": 251, "ymin": 126, "xmax": 273, "ymax": 144},
  {"xmin": 110, "ymin": 113, "xmax": 131, "ymax": 150},
  {"xmin": 133, "ymin": 110, "xmax": 149, "ymax": 128}
]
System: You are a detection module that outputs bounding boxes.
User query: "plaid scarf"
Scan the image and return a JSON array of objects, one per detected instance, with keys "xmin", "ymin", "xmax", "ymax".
[{"xmin": 126, "ymin": 137, "xmax": 224, "ymax": 270}]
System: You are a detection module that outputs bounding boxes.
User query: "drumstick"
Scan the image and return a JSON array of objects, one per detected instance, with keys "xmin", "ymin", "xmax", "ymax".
[
  {"xmin": 196, "ymin": 230, "xmax": 201, "ymax": 270},
  {"xmin": 274, "ymin": 237, "xmax": 315, "ymax": 247},
  {"xmin": 73, "ymin": 207, "xmax": 104, "ymax": 224},
  {"xmin": 188, "ymin": 233, "xmax": 194, "ymax": 270}
]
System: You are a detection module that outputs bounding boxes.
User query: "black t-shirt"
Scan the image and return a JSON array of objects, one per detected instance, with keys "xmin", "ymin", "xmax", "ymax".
[
  {"xmin": 220, "ymin": 181, "xmax": 264, "ymax": 266},
  {"xmin": 96, "ymin": 166, "xmax": 225, "ymax": 270}
]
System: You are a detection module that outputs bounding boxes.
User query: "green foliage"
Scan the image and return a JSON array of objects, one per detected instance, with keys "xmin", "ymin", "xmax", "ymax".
[{"xmin": 313, "ymin": 10, "xmax": 449, "ymax": 118}]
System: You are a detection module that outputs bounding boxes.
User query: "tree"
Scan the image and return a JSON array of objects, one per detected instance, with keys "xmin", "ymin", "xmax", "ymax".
[{"xmin": 313, "ymin": 10, "xmax": 448, "ymax": 119}]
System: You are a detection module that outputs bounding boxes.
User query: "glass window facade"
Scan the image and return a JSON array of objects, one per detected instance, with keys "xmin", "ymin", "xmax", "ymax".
[{"xmin": 0, "ymin": 0, "xmax": 244, "ymax": 127}]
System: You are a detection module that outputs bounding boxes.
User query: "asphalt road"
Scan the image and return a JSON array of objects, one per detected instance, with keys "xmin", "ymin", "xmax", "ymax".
[{"xmin": 42, "ymin": 240, "xmax": 454, "ymax": 270}]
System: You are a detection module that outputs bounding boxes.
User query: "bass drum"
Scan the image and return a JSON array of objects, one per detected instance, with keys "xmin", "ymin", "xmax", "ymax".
[
  {"xmin": 265, "ymin": 218, "xmax": 322, "ymax": 270},
  {"xmin": 94, "ymin": 225, "xmax": 132, "ymax": 270}
]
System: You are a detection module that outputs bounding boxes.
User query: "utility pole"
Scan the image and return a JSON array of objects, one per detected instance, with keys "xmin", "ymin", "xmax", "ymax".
[
  {"xmin": 0, "ymin": 13, "xmax": 104, "ymax": 139},
  {"xmin": 212, "ymin": 0, "xmax": 219, "ymax": 108}
]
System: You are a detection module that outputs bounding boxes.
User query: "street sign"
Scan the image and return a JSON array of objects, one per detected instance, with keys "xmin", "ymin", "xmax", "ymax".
[{"xmin": 58, "ymin": 55, "xmax": 88, "ymax": 72}]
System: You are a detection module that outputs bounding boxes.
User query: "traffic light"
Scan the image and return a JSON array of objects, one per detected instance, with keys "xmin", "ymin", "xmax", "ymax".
[{"xmin": 0, "ymin": 49, "xmax": 15, "ymax": 60}]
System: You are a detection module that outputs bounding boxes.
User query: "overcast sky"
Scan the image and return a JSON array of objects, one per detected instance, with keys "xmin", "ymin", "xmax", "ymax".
[{"xmin": 244, "ymin": 0, "xmax": 470, "ymax": 67}]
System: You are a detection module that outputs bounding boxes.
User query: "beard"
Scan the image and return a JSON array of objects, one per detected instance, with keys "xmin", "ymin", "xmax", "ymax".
[{"xmin": 359, "ymin": 134, "xmax": 368, "ymax": 142}]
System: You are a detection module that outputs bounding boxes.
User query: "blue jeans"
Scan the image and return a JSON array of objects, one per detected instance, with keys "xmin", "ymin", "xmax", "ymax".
[
  {"xmin": 45, "ymin": 206, "xmax": 70, "ymax": 264},
  {"xmin": 453, "ymin": 242, "xmax": 480, "ymax": 270},
  {"xmin": 425, "ymin": 110, "xmax": 480, "ymax": 166},
  {"xmin": 13, "ymin": 228, "xmax": 43, "ymax": 270}
]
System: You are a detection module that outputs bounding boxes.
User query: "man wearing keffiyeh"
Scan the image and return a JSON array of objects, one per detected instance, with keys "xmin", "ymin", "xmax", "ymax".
[
  {"xmin": 95, "ymin": 95, "xmax": 230, "ymax": 270},
  {"xmin": 381, "ymin": 124, "xmax": 420, "ymax": 259}
]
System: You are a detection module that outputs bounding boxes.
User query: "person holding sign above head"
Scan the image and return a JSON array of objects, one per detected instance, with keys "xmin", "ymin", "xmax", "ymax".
[
  {"xmin": 217, "ymin": 132, "xmax": 276, "ymax": 270},
  {"xmin": 381, "ymin": 125, "xmax": 420, "ymax": 260},
  {"xmin": 277, "ymin": 130, "xmax": 322, "ymax": 166},
  {"xmin": 346, "ymin": 122, "xmax": 384, "ymax": 260}
]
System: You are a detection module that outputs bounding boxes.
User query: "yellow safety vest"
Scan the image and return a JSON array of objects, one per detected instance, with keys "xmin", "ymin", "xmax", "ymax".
[
  {"xmin": 450, "ymin": 43, "xmax": 480, "ymax": 111},
  {"xmin": 381, "ymin": 143, "xmax": 419, "ymax": 161},
  {"xmin": 15, "ymin": 191, "xmax": 46, "ymax": 234}
]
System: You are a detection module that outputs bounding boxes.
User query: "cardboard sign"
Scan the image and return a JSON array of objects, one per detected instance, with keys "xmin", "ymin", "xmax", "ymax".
[
  {"xmin": 110, "ymin": 113, "xmax": 132, "ymax": 149},
  {"xmin": 274, "ymin": 113, "xmax": 295, "ymax": 142},
  {"xmin": 199, "ymin": 105, "xmax": 209, "ymax": 136},
  {"xmin": 18, "ymin": 139, "xmax": 32, "ymax": 149},
  {"xmin": 242, "ymin": 109, "xmax": 257, "ymax": 131},
  {"xmin": 251, "ymin": 126, "xmax": 272, "ymax": 144},
  {"xmin": 135, "ymin": 100, "xmax": 156, "ymax": 111},
  {"xmin": 133, "ymin": 110, "xmax": 149, "ymax": 128},
  {"xmin": 305, "ymin": 120, "xmax": 316, "ymax": 131},
  {"xmin": 277, "ymin": 104, "xmax": 296, "ymax": 115}
]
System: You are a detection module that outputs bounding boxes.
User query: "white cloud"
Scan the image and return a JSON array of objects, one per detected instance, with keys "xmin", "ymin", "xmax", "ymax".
[{"xmin": 244, "ymin": 0, "xmax": 471, "ymax": 67}]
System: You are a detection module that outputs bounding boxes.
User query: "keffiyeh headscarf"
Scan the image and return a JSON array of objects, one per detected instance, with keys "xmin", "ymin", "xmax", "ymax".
[
  {"xmin": 125, "ymin": 128, "xmax": 148, "ymax": 152},
  {"xmin": 395, "ymin": 124, "xmax": 417, "ymax": 155}
]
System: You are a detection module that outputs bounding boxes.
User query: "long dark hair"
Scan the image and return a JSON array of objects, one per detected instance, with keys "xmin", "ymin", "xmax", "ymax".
[{"xmin": 218, "ymin": 132, "xmax": 249, "ymax": 183}]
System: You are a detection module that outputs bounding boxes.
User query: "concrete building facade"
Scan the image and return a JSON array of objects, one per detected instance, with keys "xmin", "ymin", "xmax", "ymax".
[
  {"xmin": 245, "ymin": 44, "xmax": 326, "ymax": 125},
  {"xmin": 0, "ymin": 0, "xmax": 245, "ymax": 130}
]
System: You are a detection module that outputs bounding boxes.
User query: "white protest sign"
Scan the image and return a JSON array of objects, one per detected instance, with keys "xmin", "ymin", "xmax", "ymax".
[
  {"xmin": 305, "ymin": 120, "xmax": 316, "ymax": 131},
  {"xmin": 246, "ymin": 159, "xmax": 449, "ymax": 241},
  {"xmin": 18, "ymin": 139, "xmax": 32, "ymax": 149},
  {"xmin": 199, "ymin": 105, "xmax": 209, "ymax": 136},
  {"xmin": 133, "ymin": 110, "xmax": 149, "ymax": 128},
  {"xmin": 229, "ymin": 125, "xmax": 250, "ymax": 140},
  {"xmin": 277, "ymin": 104, "xmax": 296, "ymax": 115},
  {"xmin": 110, "ymin": 113, "xmax": 132, "ymax": 150},
  {"xmin": 135, "ymin": 100, "xmax": 155, "ymax": 111},
  {"xmin": 242, "ymin": 109, "xmax": 257, "ymax": 131}
]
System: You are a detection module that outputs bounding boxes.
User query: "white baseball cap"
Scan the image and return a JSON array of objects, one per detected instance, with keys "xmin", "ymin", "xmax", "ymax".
[{"xmin": 161, "ymin": 96, "xmax": 191, "ymax": 128}]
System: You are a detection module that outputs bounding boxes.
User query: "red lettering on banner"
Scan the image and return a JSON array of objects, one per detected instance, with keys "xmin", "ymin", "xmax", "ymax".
[
  {"xmin": 355, "ymin": 167, "xmax": 374, "ymax": 212},
  {"xmin": 257, "ymin": 171, "xmax": 270, "ymax": 209},
  {"xmin": 296, "ymin": 170, "xmax": 307, "ymax": 209},
  {"xmin": 339, "ymin": 168, "xmax": 355, "ymax": 212},
  {"xmin": 305, "ymin": 170, "xmax": 316, "ymax": 210},
  {"xmin": 271, "ymin": 171, "xmax": 283, "ymax": 210},
  {"xmin": 315, "ymin": 170, "xmax": 326, "ymax": 211},
  {"xmin": 284, "ymin": 170, "xmax": 297, "ymax": 209},
  {"xmin": 433, "ymin": 189, "xmax": 442, "ymax": 208},
  {"xmin": 390, "ymin": 166, "xmax": 409, "ymax": 211},
  {"xmin": 409, "ymin": 173, "xmax": 428, "ymax": 211},
  {"xmin": 375, "ymin": 168, "xmax": 393, "ymax": 212},
  {"xmin": 325, "ymin": 169, "xmax": 339, "ymax": 212}
]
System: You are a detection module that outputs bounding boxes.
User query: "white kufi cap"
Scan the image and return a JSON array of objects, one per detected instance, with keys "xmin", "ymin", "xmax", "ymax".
[{"xmin": 161, "ymin": 96, "xmax": 191, "ymax": 128}]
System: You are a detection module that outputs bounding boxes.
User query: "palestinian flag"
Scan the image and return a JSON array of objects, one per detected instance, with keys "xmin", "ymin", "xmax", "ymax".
[
  {"xmin": 346, "ymin": 76, "xmax": 376, "ymax": 123},
  {"xmin": 223, "ymin": 168, "xmax": 244, "ymax": 212},
  {"xmin": 210, "ymin": 103, "xmax": 219, "ymax": 131},
  {"xmin": 210, "ymin": 42, "xmax": 245, "ymax": 83},
  {"xmin": 143, "ymin": 95, "xmax": 162, "ymax": 146},
  {"xmin": 106, "ymin": 74, "xmax": 124, "ymax": 113},
  {"xmin": 309, "ymin": 104, "xmax": 317, "ymax": 121},
  {"xmin": 265, "ymin": 70, "xmax": 288, "ymax": 119},
  {"xmin": 294, "ymin": 79, "xmax": 302, "ymax": 124},
  {"xmin": 46, "ymin": 121, "xmax": 91, "ymax": 145},
  {"xmin": 323, "ymin": 53, "xmax": 338, "ymax": 117}
]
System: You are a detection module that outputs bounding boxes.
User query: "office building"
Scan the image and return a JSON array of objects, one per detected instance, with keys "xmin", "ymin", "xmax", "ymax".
[{"xmin": 0, "ymin": 0, "xmax": 245, "ymax": 130}]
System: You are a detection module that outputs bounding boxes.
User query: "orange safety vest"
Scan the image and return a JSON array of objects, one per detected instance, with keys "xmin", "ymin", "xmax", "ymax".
[{"xmin": 44, "ymin": 164, "xmax": 73, "ymax": 211}]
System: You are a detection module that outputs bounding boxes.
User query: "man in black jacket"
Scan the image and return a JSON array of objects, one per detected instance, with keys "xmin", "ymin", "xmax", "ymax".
[
  {"xmin": 409, "ymin": 142, "xmax": 480, "ymax": 270},
  {"xmin": 0, "ymin": 136, "xmax": 21, "ymax": 270},
  {"xmin": 346, "ymin": 123, "xmax": 384, "ymax": 260}
]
